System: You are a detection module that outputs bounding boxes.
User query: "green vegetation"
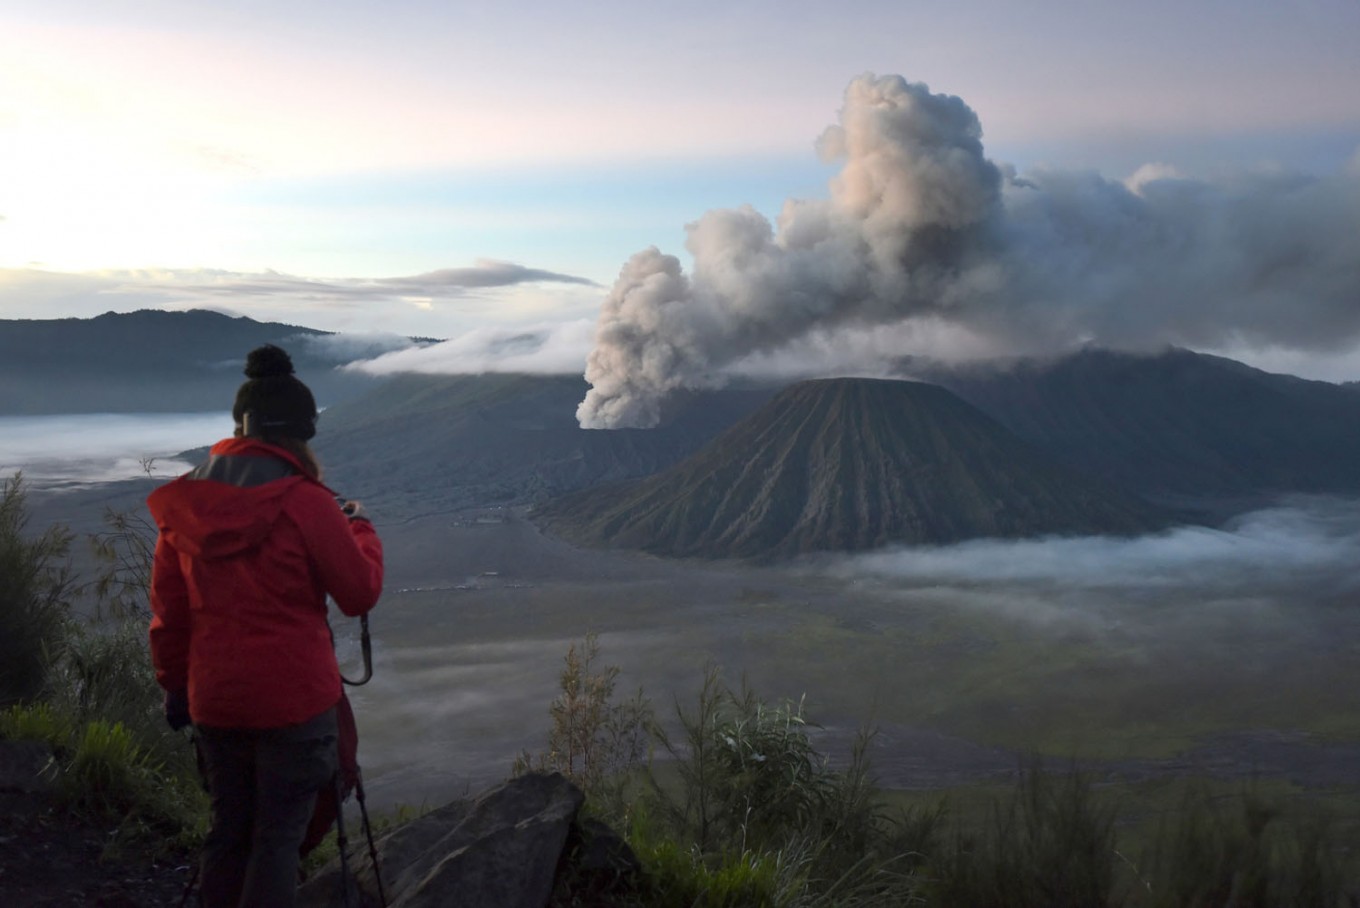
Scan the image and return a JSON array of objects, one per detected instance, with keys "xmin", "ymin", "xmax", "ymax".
[
  {"xmin": 0, "ymin": 474, "xmax": 207, "ymax": 853},
  {"xmin": 513, "ymin": 632, "xmax": 653, "ymax": 818},
  {"xmin": 521, "ymin": 635, "xmax": 1360, "ymax": 907},
  {"xmin": 748, "ymin": 599, "xmax": 1360, "ymax": 763},
  {"xmin": 0, "ymin": 472, "xmax": 76, "ymax": 706},
  {"xmin": 1139, "ymin": 786, "xmax": 1351, "ymax": 908}
]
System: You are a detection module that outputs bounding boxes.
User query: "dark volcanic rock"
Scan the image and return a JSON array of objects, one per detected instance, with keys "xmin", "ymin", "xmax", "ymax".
[
  {"xmin": 549, "ymin": 817, "xmax": 643, "ymax": 906},
  {"xmin": 0, "ymin": 740, "xmax": 56, "ymax": 794},
  {"xmin": 299, "ymin": 772, "xmax": 589, "ymax": 908},
  {"xmin": 537, "ymin": 377, "xmax": 1174, "ymax": 560}
]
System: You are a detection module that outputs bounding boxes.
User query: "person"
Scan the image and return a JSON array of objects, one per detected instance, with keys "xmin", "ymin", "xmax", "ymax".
[{"xmin": 147, "ymin": 343, "xmax": 383, "ymax": 908}]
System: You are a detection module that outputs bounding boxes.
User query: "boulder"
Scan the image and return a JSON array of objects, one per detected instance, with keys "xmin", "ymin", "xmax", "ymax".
[
  {"xmin": 548, "ymin": 817, "xmax": 643, "ymax": 907},
  {"xmin": 300, "ymin": 772, "xmax": 593, "ymax": 908},
  {"xmin": 0, "ymin": 740, "xmax": 56, "ymax": 795}
]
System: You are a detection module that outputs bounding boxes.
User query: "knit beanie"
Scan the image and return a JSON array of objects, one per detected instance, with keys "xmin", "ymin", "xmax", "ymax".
[{"xmin": 232, "ymin": 344, "xmax": 318, "ymax": 441}]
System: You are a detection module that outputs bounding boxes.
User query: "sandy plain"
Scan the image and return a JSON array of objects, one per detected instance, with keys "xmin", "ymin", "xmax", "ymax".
[{"xmin": 28, "ymin": 481, "xmax": 1360, "ymax": 814}]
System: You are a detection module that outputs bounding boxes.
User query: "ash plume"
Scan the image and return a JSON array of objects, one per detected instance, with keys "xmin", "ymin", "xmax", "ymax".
[{"xmin": 577, "ymin": 73, "xmax": 1360, "ymax": 429}]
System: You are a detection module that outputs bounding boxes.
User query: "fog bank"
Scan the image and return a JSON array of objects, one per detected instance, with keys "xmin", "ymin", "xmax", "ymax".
[{"xmin": 0, "ymin": 413, "xmax": 232, "ymax": 487}]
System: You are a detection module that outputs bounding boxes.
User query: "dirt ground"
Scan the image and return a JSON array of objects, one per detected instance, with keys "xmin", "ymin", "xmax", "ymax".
[{"xmin": 0, "ymin": 788, "xmax": 194, "ymax": 907}]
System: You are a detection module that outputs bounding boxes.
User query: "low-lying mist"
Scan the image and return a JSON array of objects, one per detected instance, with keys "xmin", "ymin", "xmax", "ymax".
[
  {"xmin": 20, "ymin": 442, "xmax": 1358, "ymax": 805},
  {"xmin": 338, "ymin": 496, "xmax": 1360, "ymax": 807},
  {"xmin": 832, "ymin": 496, "xmax": 1360, "ymax": 598},
  {"xmin": 0, "ymin": 412, "xmax": 232, "ymax": 487}
]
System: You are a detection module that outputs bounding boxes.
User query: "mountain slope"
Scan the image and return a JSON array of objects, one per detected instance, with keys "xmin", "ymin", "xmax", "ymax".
[
  {"xmin": 0, "ymin": 309, "xmax": 384, "ymax": 413},
  {"xmin": 923, "ymin": 348, "xmax": 1360, "ymax": 504},
  {"xmin": 536, "ymin": 378, "xmax": 1173, "ymax": 559},
  {"xmin": 317, "ymin": 373, "xmax": 779, "ymax": 516}
]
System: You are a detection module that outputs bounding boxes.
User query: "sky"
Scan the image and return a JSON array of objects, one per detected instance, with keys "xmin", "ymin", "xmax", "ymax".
[{"xmin": 3, "ymin": 0, "xmax": 1359, "ymax": 391}]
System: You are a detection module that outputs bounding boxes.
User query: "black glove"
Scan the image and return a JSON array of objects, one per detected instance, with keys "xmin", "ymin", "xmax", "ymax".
[{"xmin": 164, "ymin": 688, "xmax": 191, "ymax": 731}]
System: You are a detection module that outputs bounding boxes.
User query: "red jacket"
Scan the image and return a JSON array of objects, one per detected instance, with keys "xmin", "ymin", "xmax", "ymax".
[{"xmin": 147, "ymin": 437, "xmax": 383, "ymax": 729}]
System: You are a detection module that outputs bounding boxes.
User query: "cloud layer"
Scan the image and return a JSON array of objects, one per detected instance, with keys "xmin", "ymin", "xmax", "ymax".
[
  {"xmin": 838, "ymin": 498, "xmax": 1360, "ymax": 596},
  {"xmin": 0, "ymin": 260, "xmax": 600, "ymax": 337},
  {"xmin": 577, "ymin": 74, "xmax": 1360, "ymax": 428},
  {"xmin": 348, "ymin": 320, "xmax": 594, "ymax": 376},
  {"xmin": 0, "ymin": 412, "xmax": 234, "ymax": 487}
]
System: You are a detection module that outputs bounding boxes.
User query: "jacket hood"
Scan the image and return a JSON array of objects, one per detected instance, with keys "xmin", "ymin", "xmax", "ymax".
[{"xmin": 147, "ymin": 437, "xmax": 318, "ymax": 560}]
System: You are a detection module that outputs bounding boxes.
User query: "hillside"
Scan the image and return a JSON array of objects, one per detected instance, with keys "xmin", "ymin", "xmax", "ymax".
[
  {"xmin": 922, "ymin": 347, "xmax": 1360, "ymax": 504},
  {"xmin": 16, "ymin": 311, "xmax": 1360, "ymax": 530},
  {"xmin": 316, "ymin": 373, "xmax": 778, "ymax": 516},
  {"xmin": 535, "ymin": 378, "xmax": 1173, "ymax": 560},
  {"xmin": 315, "ymin": 346, "xmax": 1360, "ymax": 525},
  {"xmin": 0, "ymin": 309, "xmax": 387, "ymax": 413}
]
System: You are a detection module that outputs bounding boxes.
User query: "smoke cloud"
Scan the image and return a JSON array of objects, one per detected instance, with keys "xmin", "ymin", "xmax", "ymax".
[{"xmin": 578, "ymin": 73, "xmax": 1360, "ymax": 428}]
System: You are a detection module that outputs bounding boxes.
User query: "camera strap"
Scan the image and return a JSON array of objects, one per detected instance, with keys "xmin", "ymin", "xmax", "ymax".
[{"xmin": 340, "ymin": 614, "xmax": 374, "ymax": 687}]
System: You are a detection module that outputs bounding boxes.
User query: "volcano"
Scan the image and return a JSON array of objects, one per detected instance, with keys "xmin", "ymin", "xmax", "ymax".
[{"xmin": 536, "ymin": 377, "xmax": 1174, "ymax": 559}]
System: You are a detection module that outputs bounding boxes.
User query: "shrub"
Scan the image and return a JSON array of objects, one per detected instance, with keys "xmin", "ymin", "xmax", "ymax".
[
  {"xmin": 0, "ymin": 473, "xmax": 75, "ymax": 705},
  {"xmin": 648, "ymin": 671, "xmax": 826, "ymax": 854},
  {"xmin": 1144, "ymin": 787, "xmax": 1351, "ymax": 908},
  {"xmin": 0, "ymin": 700, "xmax": 74, "ymax": 748},
  {"xmin": 521, "ymin": 641, "xmax": 938, "ymax": 907},
  {"xmin": 64, "ymin": 720, "xmax": 151, "ymax": 813},
  {"xmin": 45, "ymin": 620, "xmax": 177, "ymax": 761},
  {"xmin": 86, "ymin": 504, "xmax": 158, "ymax": 620},
  {"xmin": 527, "ymin": 639, "xmax": 1358, "ymax": 908},
  {"xmin": 514, "ymin": 631, "xmax": 654, "ymax": 819},
  {"xmin": 923, "ymin": 763, "xmax": 1120, "ymax": 908},
  {"xmin": 643, "ymin": 669, "xmax": 935, "ymax": 906},
  {"xmin": 0, "ymin": 484, "xmax": 209, "ymax": 851}
]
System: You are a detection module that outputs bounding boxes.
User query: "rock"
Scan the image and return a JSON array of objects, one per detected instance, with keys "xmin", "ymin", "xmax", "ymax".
[
  {"xmin": 300, "ymin": 772, "xmax": 587, "ymax": 908},
  {"xmin": 0, "ymin": 740, "xmax": 57, "ymax": 795},
  {"xmin": 548, "ymin": 817, "xmax": 643, "ymax": 907}
]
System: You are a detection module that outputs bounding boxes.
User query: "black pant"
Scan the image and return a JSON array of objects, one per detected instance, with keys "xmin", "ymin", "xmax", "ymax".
[{"xmin": 196, "ymin": 707, "xmax": 338, "ymax": 908}]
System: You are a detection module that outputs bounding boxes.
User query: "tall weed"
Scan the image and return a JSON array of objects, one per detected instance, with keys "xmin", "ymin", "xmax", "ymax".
[
  {"xmin": 0, "ymin": 700, "xmax": 74, "ymax": 748},
  {"xmin": 0, "ymin": 473, "xmax": 75, "ymax": 705},
  {"xmin": 514, "ymin": 631, "xmax": 654, "ymax": 821},
  {"xmin": 1144, "ymin": 787, "xmax": 1351, "ymax": 908},
  {"xmin": 0, "ymin": 485, "xmax": 209, "ymax": 850},
  {"xmin": 86, "ymin": 504, "xmax": 157, "ymax": 620},
  {"xmin": 626, "ymin": 805, "xmax": 790, "ymax": 908},
  {"xmin": 45, "ymin": 620, "xmax": 180, "ymax": 763},
  {"xmin": 924, "ymin": 763, "xmax": 1120, "ymax": 908},
  {"xmin": 526, "ymin": 643, "xmax": 1358, "ymax": 908},
  {"xmin": 548, "ymin": 653, "xmax": 939, "ymax": 906}
]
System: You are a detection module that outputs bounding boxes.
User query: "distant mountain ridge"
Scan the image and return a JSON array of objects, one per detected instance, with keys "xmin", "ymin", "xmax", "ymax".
[
  {"xmin": 236, "ymin": 341, "xmax": 1360, "ymax": 542},
  {"xmin": 922, "ymin": 347, "xmax": 1360, "ymax": 505},
  {"xmin": 15, "ymin": 310, "xmax": 1360, "ymax": 557},
  {"xmin": 0, "ymin": 309, "xmax": 394, "ymax": 414},
  {"xmin": 535, "ymin": 378, "xmax": 1173, "ymax": 559}
]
